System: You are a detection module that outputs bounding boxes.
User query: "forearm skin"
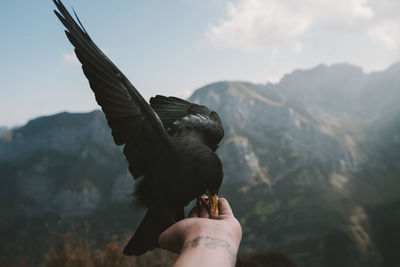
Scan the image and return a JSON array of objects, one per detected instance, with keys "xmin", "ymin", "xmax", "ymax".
[{"xmin": 173, "ymin": 235, "xmax": 237, "ymax": 267}]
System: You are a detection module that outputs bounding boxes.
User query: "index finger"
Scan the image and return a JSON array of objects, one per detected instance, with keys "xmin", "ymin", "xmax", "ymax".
[{"xmin": 218, "ymin": 198, "xmax": 234, "ymax": 216}]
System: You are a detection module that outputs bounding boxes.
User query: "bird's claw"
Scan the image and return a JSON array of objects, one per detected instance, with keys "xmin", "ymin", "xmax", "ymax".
[
  {"xmin": 197, "ymin": 195, "xmax": 209, "ymax": 207},
  {"xmin": 196, "ymin": 195, "xmax": 213, "ymax": 216}
]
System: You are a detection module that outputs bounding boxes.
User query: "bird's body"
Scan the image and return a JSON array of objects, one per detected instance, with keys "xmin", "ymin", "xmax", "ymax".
[
  {"xmin": 53, "ymin": 0, "xmax": 225, "ymax": 256},
  {"xmin": 132, "ymin": 140, "xmax": 221, "ymax": 209}
]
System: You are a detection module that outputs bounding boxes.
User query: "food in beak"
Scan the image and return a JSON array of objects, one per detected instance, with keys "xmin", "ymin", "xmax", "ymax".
[{"xmin": 205, "ymin": 189, "xmax": 219, "ymax": 217}]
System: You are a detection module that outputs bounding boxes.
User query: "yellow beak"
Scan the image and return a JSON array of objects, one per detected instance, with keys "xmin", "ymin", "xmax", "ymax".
[{"xmin": 205, "ymin": 189, "xmax": 219, "ymax": 217}]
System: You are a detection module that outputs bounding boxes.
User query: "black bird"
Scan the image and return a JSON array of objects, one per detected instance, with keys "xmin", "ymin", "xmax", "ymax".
[{"xmin": 53, "ymin": 0, "xmax": 225, "ymax": 256}]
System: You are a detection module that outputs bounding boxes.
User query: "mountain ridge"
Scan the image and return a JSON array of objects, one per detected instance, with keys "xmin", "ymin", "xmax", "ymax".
[{"xmin": 1, "ymin": 62, "xmax": 399, "ymax": 266}]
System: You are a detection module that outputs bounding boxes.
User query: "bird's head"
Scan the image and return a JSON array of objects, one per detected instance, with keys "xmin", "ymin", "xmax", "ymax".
[{"xmin": 195, "ymin": 150, "xmax": 223, "ymax": 216}]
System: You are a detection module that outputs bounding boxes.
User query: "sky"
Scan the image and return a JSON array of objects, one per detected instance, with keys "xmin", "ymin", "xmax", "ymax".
[{"xmin": 1, "ymin": 0, "xmax": 400, "ymax": 127}]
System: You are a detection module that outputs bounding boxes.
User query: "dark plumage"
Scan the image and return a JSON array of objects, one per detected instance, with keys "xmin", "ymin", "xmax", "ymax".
[{"xmin": 53, "ymin": 0, "xmax": 225, "ymax": 256}]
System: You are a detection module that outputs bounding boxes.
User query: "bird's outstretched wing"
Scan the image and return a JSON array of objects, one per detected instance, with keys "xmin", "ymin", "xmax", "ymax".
[
  {"xmin": 53, "ymin": 0, "xmax": 170, "ymax": 178},
  {"xmin": 150, "ymin": 95, "xmax": 224, "ymax": 151}
]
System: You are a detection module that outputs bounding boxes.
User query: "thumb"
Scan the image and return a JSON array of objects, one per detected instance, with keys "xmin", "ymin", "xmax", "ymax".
[{"xmin": 218, "ymin": 198, "xmax": 234, "ymax": 217}]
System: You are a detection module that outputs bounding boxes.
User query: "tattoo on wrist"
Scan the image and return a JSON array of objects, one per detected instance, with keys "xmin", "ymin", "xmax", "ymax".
[{"xmin": 182, "ymin": 236, "xmax": 237, "ymax": 266}]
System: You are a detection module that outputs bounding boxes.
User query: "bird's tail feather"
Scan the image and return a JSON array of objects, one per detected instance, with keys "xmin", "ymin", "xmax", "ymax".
[{"xmin": 123, "ymin": 208, "xmax": 184, "ymax": 256}]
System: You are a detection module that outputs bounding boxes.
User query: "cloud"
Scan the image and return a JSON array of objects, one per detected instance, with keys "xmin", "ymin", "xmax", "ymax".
[
  {"xmin": 206, "ymin": 0, "xmax": 400, "ymax": 51},
  {"xmin": 206, "ymin": 0, "xmax": 312, "ymax": 50},
  {"xmin": 294, "ymin": 41, "xmax": 302, "ymax": 54},
  {"xmin": 368, "ymin": 20, "xmax": 400, "ymax": 50}
]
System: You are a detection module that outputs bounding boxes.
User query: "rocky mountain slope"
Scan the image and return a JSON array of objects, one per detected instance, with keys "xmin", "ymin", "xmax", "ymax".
[{"xmin": 1, "ymin": 63, "xmax": 399, "ymax": 266}]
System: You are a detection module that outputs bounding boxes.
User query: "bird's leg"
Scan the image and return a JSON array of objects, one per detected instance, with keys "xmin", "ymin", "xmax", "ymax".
[
  {"xmin": 196, "ymin": 196, "xmax": 202, "ymax": 216},
  {"xmin": 196, "ymin": 195, "xmax": 211, "ymax": 216},
  {"xmin": 196, "ymin": 196, "xmax": 202, "ymax": 206},
  {"xmin": 199, "ymin": 195, "xmax": 209, "ymax": 206}
]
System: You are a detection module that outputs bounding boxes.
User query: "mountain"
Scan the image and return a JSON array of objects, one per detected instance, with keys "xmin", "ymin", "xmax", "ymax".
[
  {"xmin": 0, "ymin": 126, "xmax": 8, "ymax": 135},
  {"xmin": 1, "ymin": 63, "xmax": 399, "ymax": 267}
]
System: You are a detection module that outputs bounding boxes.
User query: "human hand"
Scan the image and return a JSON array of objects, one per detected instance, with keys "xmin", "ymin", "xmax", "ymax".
[{"xmin": 159, "ymin": 198, "xmax": 242, "ymax": 254}]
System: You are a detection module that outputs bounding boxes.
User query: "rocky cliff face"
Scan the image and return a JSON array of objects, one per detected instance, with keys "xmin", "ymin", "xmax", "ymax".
[
  {"xmin": 1, "ymin": 63, "xmax": 399, "ymax": 267},
  {"xmin": 0, "ymin": 111, "xmax": 132, "ymax": 221}
]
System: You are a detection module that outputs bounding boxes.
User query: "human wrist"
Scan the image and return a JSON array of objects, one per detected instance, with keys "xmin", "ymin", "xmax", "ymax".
[
  {"xmin": 183, "ymin": 226, "xmax": 239, "ymax": 253},
  {"xmin": 179, "ymin": 235, "xmax": 237, "ymax": 267}
]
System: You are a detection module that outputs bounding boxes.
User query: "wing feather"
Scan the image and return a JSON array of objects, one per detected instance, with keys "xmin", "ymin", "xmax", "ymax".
[
  {"xmin": 150, "ymin": 95, "xmax": 224, "ymax": 151},
  {"xmin": 54, "ymin": 0, "xmax": 170, "ymax": 179}
]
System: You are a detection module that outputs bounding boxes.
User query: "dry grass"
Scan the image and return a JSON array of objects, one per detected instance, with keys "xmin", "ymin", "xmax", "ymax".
[
  {"xmin": 3, "ymin": 223, "xmax": 296, "ymax": 267},
  {"xmin": 41, "ymin": 223, "xmax": 176, "ymax": 267}
]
